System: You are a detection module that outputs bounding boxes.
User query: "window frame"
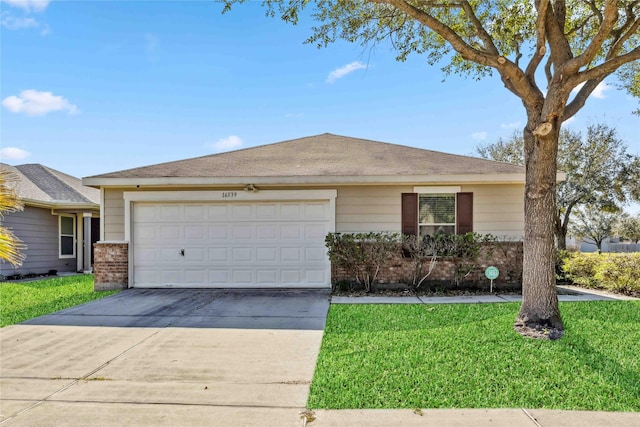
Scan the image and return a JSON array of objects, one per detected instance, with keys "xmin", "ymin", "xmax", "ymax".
[
  {"xmin": 417, "ymin": 193, "xmax": 457, "ymax": 236},
  {"xmin": 59, "ymin": 214, "xmax": 76, "ymax": 259}
]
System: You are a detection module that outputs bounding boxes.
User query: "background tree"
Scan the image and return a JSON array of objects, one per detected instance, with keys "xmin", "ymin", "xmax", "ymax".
[
  {"xmin": 614, "ymin": 213, "xmax": 640, "ymax": 244},
  {"xmin": 570, "ymin": 206, "xmax": 619, "ymax": 253},
  {"xmin": 477, "ymin": 123, "xmax": 640, "ymax": 250},
  {"xmin": 224, "ymin": 0, "xmax": 640, "ymax": 339},
  {"xmin": 0, "ymin": 169, "xmax": 26, "ymax": 268}
]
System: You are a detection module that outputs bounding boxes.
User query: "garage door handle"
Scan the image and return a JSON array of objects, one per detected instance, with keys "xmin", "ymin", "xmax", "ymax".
[{"xmin": 180, "ymin": 249, "xmax": 185, "ymax": 256}]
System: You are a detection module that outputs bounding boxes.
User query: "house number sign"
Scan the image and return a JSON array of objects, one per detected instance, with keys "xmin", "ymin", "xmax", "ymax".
[{"xmin": 222, "ymin": 192, "xmax": 237, "ymax": 198}]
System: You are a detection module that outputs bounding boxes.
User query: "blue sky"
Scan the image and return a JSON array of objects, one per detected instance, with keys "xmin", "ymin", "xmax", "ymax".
[{"xmin": 2, "ymin": 1, "xmax": 639, "ymax": 187}]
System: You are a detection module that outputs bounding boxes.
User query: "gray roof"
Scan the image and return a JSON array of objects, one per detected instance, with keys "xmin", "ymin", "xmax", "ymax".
[
  {"xmin": 86, "ymin": 133, "xmax": 525, "ymax": 181},
  {"xmin": 1, "ymin": 163, "xmax": 100, "ymax": 206}
]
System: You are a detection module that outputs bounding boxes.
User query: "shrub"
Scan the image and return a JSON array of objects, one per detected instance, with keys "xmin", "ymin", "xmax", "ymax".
[
  {"xmin": 561, "ymin": 252, "xmax": 640, "ymax": 295},
  {"xmin": 401, "ymin": 234, "xmax": 438, "ymax": 290},
  {"xmin": 593, "ymin": 254, "xmax": 640, "ymax": 295},
  {"xmin": 325, "ymin": 232, "xmax": 401, "ymax": 293},
  {"xmin": 433, "ymin": 232, "xmax": 493, "ymax": 286}
]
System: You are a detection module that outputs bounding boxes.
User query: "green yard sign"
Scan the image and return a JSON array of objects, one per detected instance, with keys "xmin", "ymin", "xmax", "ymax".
[{"xmin": 485, "ymin": 266, "xmax": 499, "ymax": 280}]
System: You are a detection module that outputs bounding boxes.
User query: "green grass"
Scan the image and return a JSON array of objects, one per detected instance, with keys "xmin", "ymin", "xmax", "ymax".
[
  {"xmin": 0, "ymin": 275, "xmax": 118, "ymax": 327},
  {"xmin": 308, "ymin": 302, "xmax": 640, "ymax": 411}
]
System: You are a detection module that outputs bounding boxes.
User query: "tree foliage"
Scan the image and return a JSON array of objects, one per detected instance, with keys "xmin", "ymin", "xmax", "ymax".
[
  {"xmin": 570, "ymin": 205, "xmax": 620, "ymax": 253},
  {"xmin": 614, "ymin": 213, "xmax": 640, "ymax": 243},
  {"xmin": 0, "ymin": 169, "xmax": 26, "ymax": 268},
  {"xmin": 477, "ymin": 123, "xmax": 640, "ymax": 249},
  {"xmin": 223, "ymin": 0, "xmax": 640, "ymax": 338}
]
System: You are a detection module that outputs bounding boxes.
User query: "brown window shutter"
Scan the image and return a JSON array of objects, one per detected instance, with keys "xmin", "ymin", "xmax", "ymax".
[
  {"xmin": 456, "ymin": 192, "xmax": 473, "ymax": 234},
  {"xmin": 401, "ymin": 193, "xmax": 418, "ymax": 236}
]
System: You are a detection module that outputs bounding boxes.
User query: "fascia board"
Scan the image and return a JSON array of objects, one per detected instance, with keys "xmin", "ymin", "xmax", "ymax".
[{"xmin": 84, "ymin": 173, "xmax": 529, "ymax": 187}]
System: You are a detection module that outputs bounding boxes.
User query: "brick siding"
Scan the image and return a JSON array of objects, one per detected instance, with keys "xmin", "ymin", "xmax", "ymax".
[
  {"xmin": 93, "ymin": 242, "xmax": 128, "ymax": 291},
  {"xmin": 332, "ymin": 241, "xmax": 523, "ymax": 289}
]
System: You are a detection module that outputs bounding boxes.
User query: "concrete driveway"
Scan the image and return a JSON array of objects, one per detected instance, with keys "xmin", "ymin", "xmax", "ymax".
[{"xmin": 0, "ymin": 289, "xmax": 330, "ymax": 426}]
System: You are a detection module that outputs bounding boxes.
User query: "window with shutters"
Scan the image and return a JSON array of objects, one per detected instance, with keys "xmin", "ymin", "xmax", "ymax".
[{"xmin": 418, "ymin": 193, "xmax": 456, "ymax": 236}]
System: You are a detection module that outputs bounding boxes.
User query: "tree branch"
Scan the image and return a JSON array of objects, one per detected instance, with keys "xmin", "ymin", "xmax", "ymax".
[
  {"xmin": 375, "ymin": 0, "xmax": 543, "ymax": 108},
  {"xmin": 566, "ymin": 0, "xmax": 619, "ymax": 72},
  {"xmin": 459, "ymin": 1, "xmax": 499, "ymax": 55},
  {"xmin": 524, "ymin": 0, "xmax": 549, "ymax": 81}
]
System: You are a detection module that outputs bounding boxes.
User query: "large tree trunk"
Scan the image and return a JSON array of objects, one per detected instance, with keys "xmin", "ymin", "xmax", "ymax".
[{"xmin": 515, "ymin": 116, "xmax": 564, "ymax": 340}]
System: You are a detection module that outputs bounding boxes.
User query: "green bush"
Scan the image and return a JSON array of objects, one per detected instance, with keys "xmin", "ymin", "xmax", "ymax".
[
  {"xmin": 594, "ymin": 254, "xmax": 640, "ymax": 295},
  {"xmin": 325, "ymin": 232, "xmax": 401, "ymax": 293},
  {"xmin": 561, "ymin": 252, "xmax": 640, "ymax": 295}
]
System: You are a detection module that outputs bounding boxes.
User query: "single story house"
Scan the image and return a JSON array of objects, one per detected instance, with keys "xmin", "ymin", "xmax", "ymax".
[
  {"xmin": 0, "ymin": 163, "xmax": 100, "ymax": 278},
  {"xmin": 84, "ymin": 133, "xmax": 530, "ymax": 290}
]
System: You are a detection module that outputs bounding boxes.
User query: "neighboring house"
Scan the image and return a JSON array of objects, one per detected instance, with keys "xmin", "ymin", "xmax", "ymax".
[
  {"xmin": 0, "ymin": 164, "xmax": 100, "ymax": 278},
  {"xmin": 84, "ymin": 133, "xmax": 531, "ymax": 290}
]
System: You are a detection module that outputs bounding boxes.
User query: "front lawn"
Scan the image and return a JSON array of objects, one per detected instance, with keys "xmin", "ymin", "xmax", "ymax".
[
  {"xmin": 0, "ymin": 275, "xmax": 118, "ymax": 327},
  {"xmin": 308, "ymin": 301, "xmax": 640, "ymax": 411}
]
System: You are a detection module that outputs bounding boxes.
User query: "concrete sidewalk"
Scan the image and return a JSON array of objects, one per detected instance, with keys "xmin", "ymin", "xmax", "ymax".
[{"xmin": 331, "ymin": 285, "xmax": 637, "ymax": 304}]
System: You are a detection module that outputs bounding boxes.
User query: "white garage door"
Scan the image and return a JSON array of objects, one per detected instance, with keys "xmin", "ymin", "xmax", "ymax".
[{"xmin": 132, "ymin": 201, "xmax": 332, "ymax": 288}]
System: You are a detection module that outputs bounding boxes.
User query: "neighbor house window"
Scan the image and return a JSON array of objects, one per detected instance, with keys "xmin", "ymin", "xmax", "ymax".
[
  {"xmin": 59, "ymin": 215, "xmax": 76, "ymax": 258},
  {"xmin": 418, "ymin": 193, "xmax": 455, "ymax": 236}
]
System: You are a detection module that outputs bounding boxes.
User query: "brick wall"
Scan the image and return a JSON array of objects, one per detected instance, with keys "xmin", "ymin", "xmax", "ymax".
[
  {"xmin": 332, "ymin": 241, "xmax": 523, "ymax": 289},
  {"xmin": 93, "ymin": 242, "xmax": 128, "ymax": 291}
]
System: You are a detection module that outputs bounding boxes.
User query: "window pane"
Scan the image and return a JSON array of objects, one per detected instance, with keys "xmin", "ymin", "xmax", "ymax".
[
  {"xmin": 61, "ymin": 236, "xmax": 74, "ymax": 255},
  {"xmin": 61, "ymin": 216, "xmax": 74, "ymax": 235},
  {"xmin": 419, "ymin": 194, "xmax": 455, "ymax": 224},
  {"xmin": 420, "ymin": 225, "xmax": 455, "ymax": 236}
]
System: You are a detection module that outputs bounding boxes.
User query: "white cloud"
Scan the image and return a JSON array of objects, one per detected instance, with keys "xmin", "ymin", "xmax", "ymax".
[
  {"xmin": 0, "ymin": 147, "xmax": 31, "ymax": 160},
  {"xmin": 2, "ymin": 89, "xmax": 79, "ymax": 116},
  {"xmin": 471, "ymin": 131, "xmax": 488, "ymax": 141},
  {"xmin": 571, "ymin": 81, "xmax": 612, "ymax": 100},
  {"xmin": 211, "ymin": 135, "xmax": 243, "ymax": 151},
  {"xmin": 1, "ymin": 0, "xmax": 50, "ymax": 12},
  {"xmin": 0, "ymin": 12, "xmax": 38, "ymax": 29},
  {"xmin": 326, "ymin": 61, "xmax": 367, "ymax": 83},
  {"xmin": 500, "ymin": 121, "xmax": 521, "ymax": 129},
  {"xmin": 562, "ymin": 116, "xmax": 577, "ymax": 126}
]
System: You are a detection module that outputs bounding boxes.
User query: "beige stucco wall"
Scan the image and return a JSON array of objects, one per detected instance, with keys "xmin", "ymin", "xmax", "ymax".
[{"xmin": 101, "ymin": 183, "xmax": 524, "ymax": 241}]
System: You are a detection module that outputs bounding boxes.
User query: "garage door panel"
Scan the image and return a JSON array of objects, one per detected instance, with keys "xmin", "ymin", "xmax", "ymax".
[
  {"xmin": 209, "ymin": 270, "xmax": 229, "ymax": 283},
  {"xmin": 281, "ymin": 270, "xmax": 301, "ymax": 284},
  {"xmin": 208, "ymin": 225, "xmax": 228, "ymax": 239},
  {"xmin": 184, "ymin": 205, "xmax": 206, "ymax": 221},
  {"xmin": 208, "ymin": 205, "xmax": 227, "ymax": 219},
  {"xmin": 281, "ymin": 247, "xmax": 301, "ymax": 262},
  {"xmin": 133, "ymin": 200, "xmax": 331, "ymax": 288},
  {"xmin": 256, "ymin": 270, "xmax": 277, "ymax": 284},
  {"xmin": 306, "ymin": 247, "xmax": 327, "ymax": 262},
  {"xmin": 160, "ymin": 225, "xmax": 181, "ymax": 240},
  {"xmin": 305, "ymin": 223, "xmax": 327, "ymax": 239},
  {"xmin": 232, "ymin": 270, "xmax": 253, "ymax": 284},
  {"xmin": 232, "ymin": 225, "xmax": 253, "ymax": 239},
  {"xmin": 256, "ymin": 247, "xmax": 277, "ymax": 262},
  {"xmin": 231, "ymin": 247, "xmax": 252, "ymax": 262},
  {"xmin": 185, "ymin": 225, "xmax": 206, "ymax": 240},
  {"xmin": 160, "ymin": 205, "xmax": 181, "ymax": 220},
  {"xmin": 232, "ymin": 204, "xmax": 252, "ymax": 218},
  {"xmin": 280, "ymin": 204, "xmax": 301, "ymax": 217},
  {"xmin": 256, "ymin": 224, "xmax": 277, "ymax": 240},
  {"xmin": 184, "ymin": 269, "xmax": 206, "ymax": 283},
  {"xmin": 280, "ymin": 225, "xmax": 301, "ymax": 239},
  {"xmin": 208, "ymin": 248, "xmax": 228, "ymax": 262}
]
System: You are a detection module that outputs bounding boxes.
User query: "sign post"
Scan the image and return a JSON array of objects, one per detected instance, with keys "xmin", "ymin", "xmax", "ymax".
[{"xmin": 485, "ymin": 266, "xmax": 499, "ymax": 293}]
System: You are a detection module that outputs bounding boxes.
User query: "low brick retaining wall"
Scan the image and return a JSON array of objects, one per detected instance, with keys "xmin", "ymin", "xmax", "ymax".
[
  {"xmin": 332, "ymin": 241, "xmax": 523, "ymax": 289},
  {"xmin": 93, "ymin": 242, "xmax": 128, "ymax": 291}
]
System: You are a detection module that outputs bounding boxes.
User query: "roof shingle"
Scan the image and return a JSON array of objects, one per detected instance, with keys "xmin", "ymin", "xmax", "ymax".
[
  {"xmin": 1, "ymin": 163, "xmax": 100, "ymax": 205},
  {"xmin": 86, "ymin": 133, "xmax": 525, "ymax": 180}
]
